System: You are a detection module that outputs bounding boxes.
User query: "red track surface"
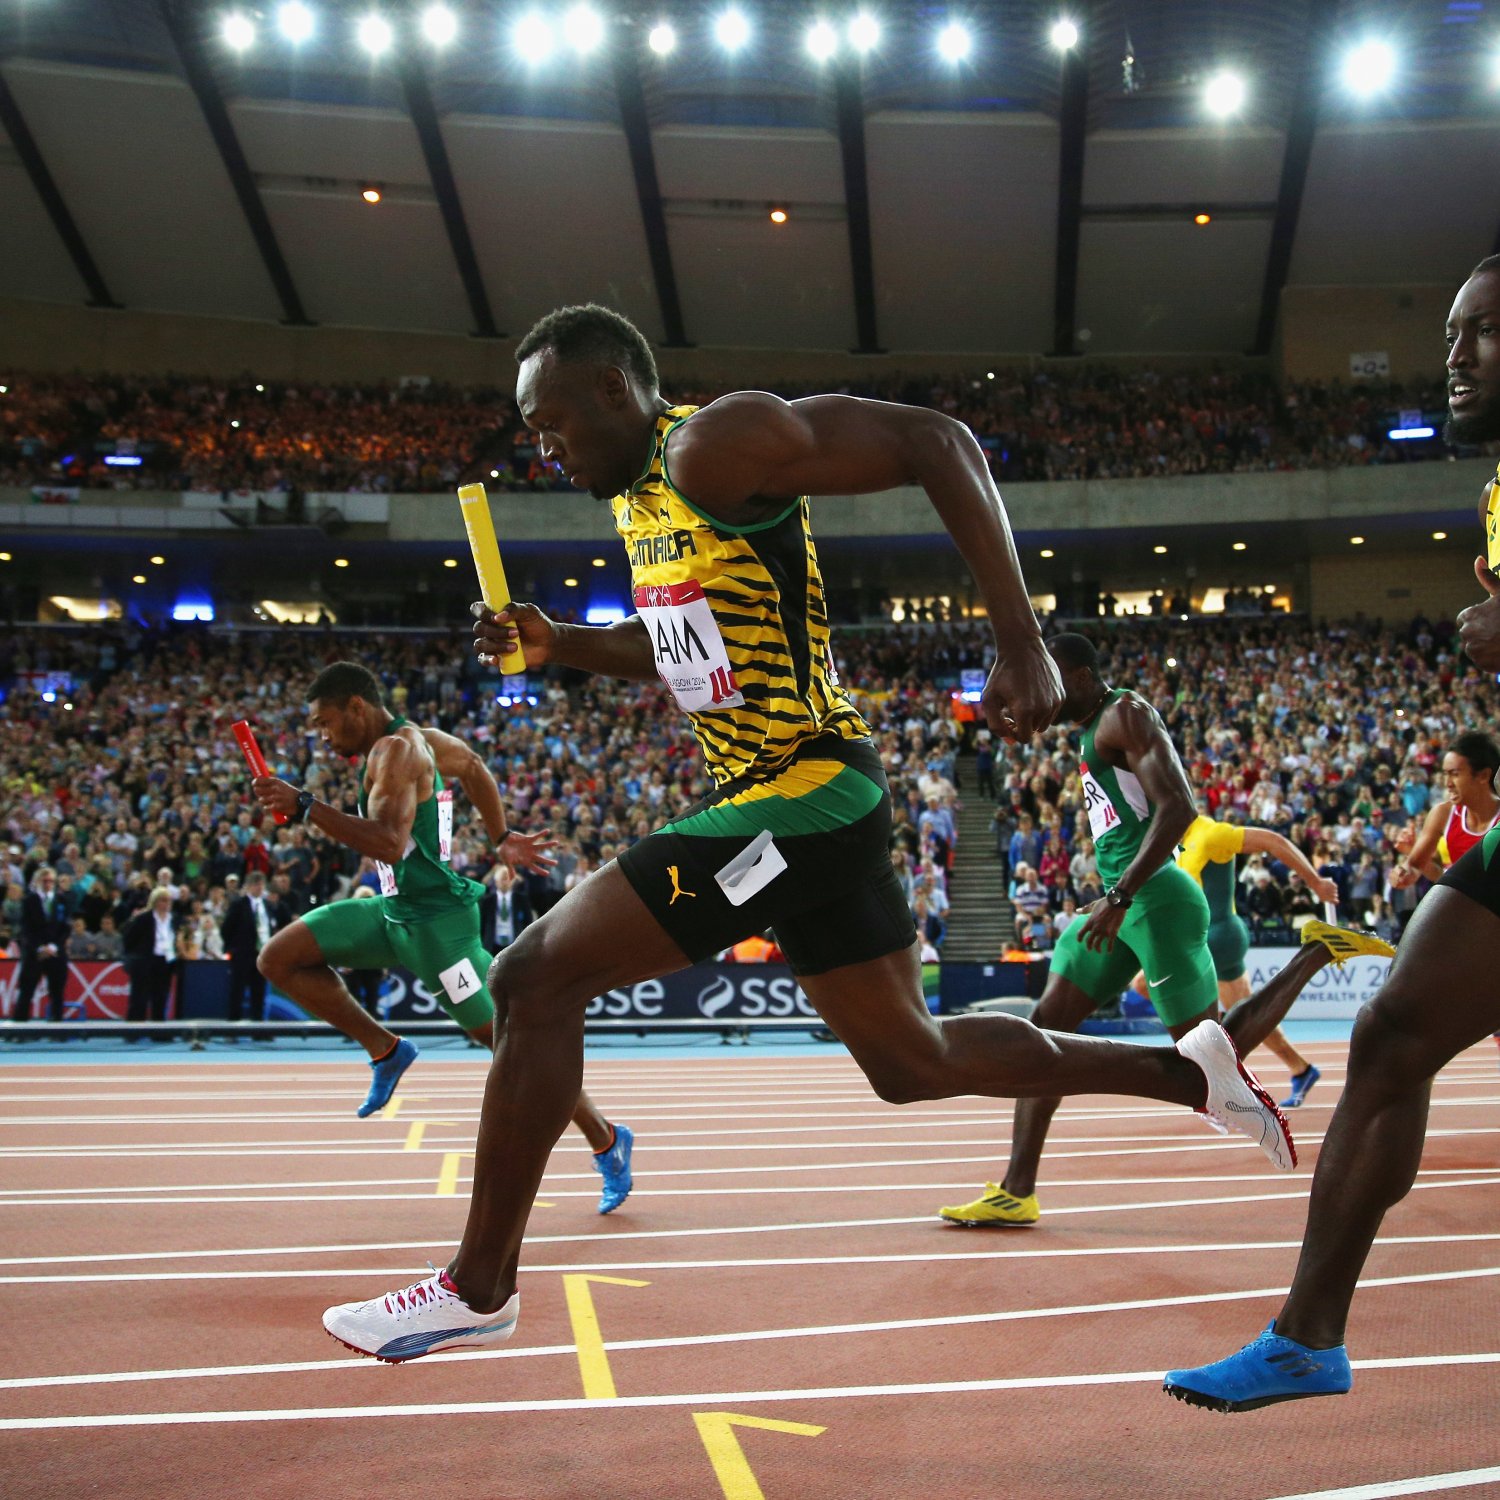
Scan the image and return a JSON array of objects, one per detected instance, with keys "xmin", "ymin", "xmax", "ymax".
[{"xmin": 2, "ymin": 1040, "xmax": 1499, "ymax": 1500}]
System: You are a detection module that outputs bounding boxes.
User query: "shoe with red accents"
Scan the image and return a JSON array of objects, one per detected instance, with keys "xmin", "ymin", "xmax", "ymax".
[
  {"xmin": 323, "ymin": 1268, "xmax": 519, "ymax": 1363},
  {"xmin": 1177, "ymin": 1019, "xmax": 1297, "ymax": 1172}
]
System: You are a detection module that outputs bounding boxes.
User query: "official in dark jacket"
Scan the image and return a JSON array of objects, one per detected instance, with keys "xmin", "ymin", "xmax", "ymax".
[
  {"xmin": 15, "ymin": 867, "xmax": 71, "ymax": 1024},
  {"xmin": 122, "ymin": 887, "xmax": 180, "ymax": 1032}
]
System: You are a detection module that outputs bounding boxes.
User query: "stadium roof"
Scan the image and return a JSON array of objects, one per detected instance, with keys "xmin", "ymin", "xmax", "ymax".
[{"xmin": 1, "ymin": 0, "xmax": 1497, "ymax": 357}]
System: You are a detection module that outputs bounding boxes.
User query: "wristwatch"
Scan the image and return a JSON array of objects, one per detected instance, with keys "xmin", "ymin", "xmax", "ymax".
[
  {"xmin": 1103, "ymin": 886, "xmax": 1133, "ymax": 910},
  {"xmin": 295, "ymin": 789, "xmax": 315, "ymax": 822}
]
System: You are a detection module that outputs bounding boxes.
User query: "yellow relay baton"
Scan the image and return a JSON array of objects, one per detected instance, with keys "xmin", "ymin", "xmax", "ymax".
[{"xmin": 457, "ymin": 482, "xmax": 527, "ymax": 675}]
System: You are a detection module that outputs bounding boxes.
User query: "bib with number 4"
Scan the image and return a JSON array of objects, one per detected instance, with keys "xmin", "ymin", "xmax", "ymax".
[{"xmin": 634, "ymin": 579, "xmax": 745, "ymax": 713}]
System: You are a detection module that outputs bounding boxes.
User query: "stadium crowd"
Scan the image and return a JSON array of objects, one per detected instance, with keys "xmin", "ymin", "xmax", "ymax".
[
  {"xmin": 0, "ymin": 610, "xmax": 1480, "ymax": 1013},
  {"xmin": 0, "ymin": 364, "xmax": 1451, "ymax": 496}
]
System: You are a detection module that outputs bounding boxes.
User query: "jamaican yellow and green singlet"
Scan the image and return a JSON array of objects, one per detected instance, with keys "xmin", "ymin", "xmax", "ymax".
[{"xmin": 611, "ymin": 405, "xmax": 869, "ymax": 785}]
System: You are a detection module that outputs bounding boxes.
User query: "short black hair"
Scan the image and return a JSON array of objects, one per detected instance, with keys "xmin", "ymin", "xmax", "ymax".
[
  {"xmin": 1048, "ymin": 632, "xmax": 1099, "ymax": 676},
  {"xmin": 1449, "ymin": 730, "xmax": 1500, "ymax": 786},
  {"xmin": 1471, "ymin": 255, "xmax": 1500, "ymax": 277},
  {"xmin": 514, "ymin": 303, "xmax": 659, "ymax": 390},
  {"xmin": 307, "ymin": 660, "xmax": 383, "ymax": 710}
]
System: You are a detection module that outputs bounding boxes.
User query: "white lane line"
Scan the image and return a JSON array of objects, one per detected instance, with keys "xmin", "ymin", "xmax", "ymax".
[
  {"xmin": 7, "ymin": 1226, "xmax": 1499, "ymax": 1272},
  {"xmin": 1258, "ymin": 1467, "xmax": 1500, "ymax": 1500},
  {"xmin": 5, "ymin": 1176, "xmax": 1500, "ymax": 1246},
  {"xmin": 11, "ymin": 1164, "xmax": 1500, "ymax": 1212},
  {"xmin": 2, "ymin": 1350, "xmax": 1496, "ymax": 1431},
  {"xmin": 0, "ymin": 1138, "xmax": 1323, "ymax": 1198}
]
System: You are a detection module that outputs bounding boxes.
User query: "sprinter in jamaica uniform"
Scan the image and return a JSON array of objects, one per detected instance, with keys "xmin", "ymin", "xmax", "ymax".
[
  {"xmin": 939, "ymin": 634, "xmax": 1391, "ymax": 1230},
  {"xmin": 1167, "ymin": 255, "xmax": 1500, "ymax": 1411},
  {"xmin": 324, "ymin": 303, "xmax": 1303, "ymax": 1364},
  {"xmin": 250, "ymin": 663, "xmax": 636, "ymax": 1216}
]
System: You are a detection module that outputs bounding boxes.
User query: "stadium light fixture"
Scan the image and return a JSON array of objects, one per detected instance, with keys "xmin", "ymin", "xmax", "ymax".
[
  {"xmin": 592, "ymin": 557, "xmax": 607, "ymax": 567},
  {"xmin": 848, "ymin": 11, "xmax": 880, "ymax": 53},
  {"xmin": 276, "ymin": 2, "xmax": 315, "ymax": 44},
  {"xmin": 562, "ymin": 5, "xmax": 605, "ymax": 55},
  {"xmin": 647, "ymin": 21, "xmax": 676, "ymax": 55},
  {"xmin": 420, "ymin": 4, "xmax": 458, "ymax": 46},
  {"xmin": 714, "ymin": 7, "xmax": 751, "ymax": 53},
  {"xmin": 150, "ymin": 555, "xmax": 166, "ymax": 565},
  {"xmin": 513, "ymin": 11, "xmax": 555, "ymax": 61},
  {"xmin": 1153, "ymin": 545, "xmax": 1168, "ymax": 554},
  {"xmin": 1039, "ymin": 548, "xmax": 1055, "ymax": 558},
  {"xmin": 769, "ymin": 206, "xmax": 789, "ymax": 223},
  {"xmin": 221, "ymin": 11, "xmax": 256, "ymax": 50},
  {"xmin": 1342, "ymin": 39, "xmax": 1396, "ymax": 96},
  {"xmin": 936, "ymin": 21, "xmax": 971, "ymax": 63},
  {"xmin": 0, "ymin": 552, "xmax": 12, "ymax": 562},
  {"xmin": 334, "ymin": 557, "xmax": 350, "ymax": 568},
  {"xmin": 356, "ymin": 12, "xmax": 393, "ymax": 55},
  {"xmin": 564, "ymin": 576, "xmax": 579, "ymax": 587},
  {"xmin": 132, "ymin": 574, "xmax": 146, "ymax": 584},
  {"xmin": 1492, "ymin": 47, "xmax": 1500, "ymax": 87},
  {"xmin": 1193, "ymin": 212, "xmax": 1211, "ymax": 226},
  {"xmin": 1050, "ymin": 17, "xmax": 1078, "ymax": 51},
  {"xmin": 443, "ymin": 558, "xmax": 459, "ymax": 568},
  {"xmin": 1203, "ymin": 69, "xmax": 1246, "ymax": 118},
  {"xmin": 1432, "ymin": 531, "xmax": 1448, "ymax": 541},
  {"xmin": 805, "ymin": 19, "xmax": 838, "ymax": 62},
  {"xmin": 361, "ymin": 186, "xmax": 381, "ymax": 204},
  {"xmin": 254, "ymin": 383, "xmax": 265, "ymax": 392},
  {"xmin": 1232, "ymin": 541, "xmax": 1246, "ymax": 551},
  {"xmin": 1388, "ymin": 425, "xmax": 1435, "ymax": 440},
  {"xmin": 1349, "ymin": 535, "xmax": 1365, "ymax": 545}
]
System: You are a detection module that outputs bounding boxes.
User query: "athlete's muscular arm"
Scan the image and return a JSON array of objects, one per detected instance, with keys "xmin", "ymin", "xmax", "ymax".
[
  {"xmin": 255, "ymin": 737, "xmax": 419, "ymax": 863},
  {"xmin": 421, "ymin": 726, "xmax": 557, "ymax": 873},
  {"xmin": 1457, "ymin": 482, "xmax": 1500, "ymax": 670},
  {"xmin": 1389, "ymin": 802, "xmax": 1448, "ymax": 888},
  {"xmin": 473, "ymin": 600, "xmax": 658, "ymax": 682},
  {"xmin": 1077, "ymin": 697, "xmax": 1197, "ymax": 951},
  {"xmin": 1241, "ymin": 828, "xmax": 1340, "ymax": 904},
  {"xmin": 665, "ymin": 392, "xmax": 1061, "ymax": 741}
]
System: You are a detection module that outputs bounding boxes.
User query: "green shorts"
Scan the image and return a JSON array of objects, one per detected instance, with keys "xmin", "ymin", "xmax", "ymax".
[
  {"xmin": 1051, "ymin": 864, "xmax": 1217, "ymax": 1029},
  {"xmin": 301, "ymin": 896, "xmax": 495, "ymax": 1031},
  {"xmin": 1206, "ymin": 914, "xmax": 1251, "ymax": 984}
]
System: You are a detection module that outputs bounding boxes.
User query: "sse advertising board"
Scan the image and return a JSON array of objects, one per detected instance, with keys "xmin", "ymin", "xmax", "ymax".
[{"xmin": 308, "ymin": 962, "xmax": 820, "ymax": 1026}]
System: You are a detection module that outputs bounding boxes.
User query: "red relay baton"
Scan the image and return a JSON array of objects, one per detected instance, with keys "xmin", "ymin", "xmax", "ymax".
[{"xmin": 232, "ymin": 719, "xmax": 288, "ymax": 825}]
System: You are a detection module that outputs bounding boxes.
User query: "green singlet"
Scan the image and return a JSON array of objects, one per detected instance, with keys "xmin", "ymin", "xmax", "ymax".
[
  {"xmin": 301, "ymin": 717, "xmax": 494, "ymax": 1031},
  {"xmin": 1052, "ymin": 689, "xmax": 1218, "ymax": 1029}
]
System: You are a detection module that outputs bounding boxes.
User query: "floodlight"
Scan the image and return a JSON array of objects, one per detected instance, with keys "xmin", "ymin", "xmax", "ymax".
[
  {"xmin": 1203, "ymin": 70, "xmax": 1245, "ymax": 118},
  {"xmin": 421, "ymin": 4, "xmax": 458, "ymax": 46},
  {"xmin": 513, "ymin": 11, "xmax": 555, "ymax": 61},
  {"xmin": 714, "ymin": 8, "xmax": 750, "ymax": 52},
  {"xmin": 1342, "ymin": 39, "xmax": 1395, "ymax": 96},
  {"xmin": 1050, "ymin": 18, "xmax": 1078, "ymax": 50},
  {"xmin": 221, "ymin": 11, "xmax": 255, "ymax": 50},
  {"xmin": 277, "ymin": 3, "xmax": 315, "ymax": 43},
  {"xmin": 806, "ymin": 19, "xmax": 837, "ymax": 61},
  {"xmin": 936, "ymin": 21, "xmax": 971, "ymax": 62},
  {"xmin": 647, "ymin": 21, "xmax": 676, "ymax": 55},
  {"xmin": 848, "ymin": 11, "xmax": 880, "ymax": 53},
  {"xmin": 562, "ymin": 4, "xmax": 604, "ymax": 54},
  {"xmin": 356, "ymin": 12, "xmax": 393, "ymax": 55}
]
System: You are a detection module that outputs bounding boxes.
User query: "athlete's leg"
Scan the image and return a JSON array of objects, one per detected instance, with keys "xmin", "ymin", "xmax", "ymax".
[
  {"xmin": 801, "ymin": 939, "xmax": 1208, "ymax": 1114},
  {"xmin": 998, "ymin": 969, "xmax": 1106, "ymax": 1198},
  {"xmin": 1273, "ymin": 887, "xmax": 1500, "ymax": 1348},
  {"xmin": 462, "ymin": 976, "xmax": 613, "ymax": 1151},
  {"xmin": 447, "ymin": 865, "xmax": 689, "ymax": 1312},
  {"xmin": 259, "ymin": 918, "xmax": 399, "ymax": 1058},
  {"xmin": 1219, "ymin": 975, "xmax": 1310, "ymax": 1076},
  {"xmin": 1217, "ymin": 942, "xmax": 1332, "ymax": 1058}
]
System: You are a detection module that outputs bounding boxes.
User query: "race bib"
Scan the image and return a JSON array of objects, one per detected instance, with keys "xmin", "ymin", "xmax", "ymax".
[
  {"xmin": 634, "ymin": 580, "xmax": 745, "ymax": 713},
  {"xmin": 437, "ymin": 788, "xmax": 453, "ymax": 863},
  {"xmin": 376, "ymin": 859, "xmax": 398, "ymax": 897},
  {"xmin": 1080, "ymin": 759, "xmax": 1121, "ymax": 842}
]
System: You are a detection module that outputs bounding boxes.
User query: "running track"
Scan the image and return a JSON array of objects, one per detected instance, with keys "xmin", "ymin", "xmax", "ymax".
[{"xmin": 2, "ymin": 1038, "xmax": 1499, "ymax": 1500}]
